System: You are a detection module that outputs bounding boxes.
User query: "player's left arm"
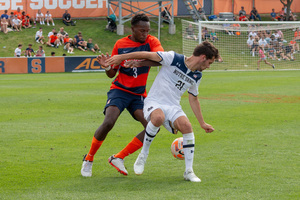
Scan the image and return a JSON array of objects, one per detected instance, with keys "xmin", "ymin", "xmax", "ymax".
[{"xmin": 188, "ymin": 93, "xmax": 214, "ymax": 133}]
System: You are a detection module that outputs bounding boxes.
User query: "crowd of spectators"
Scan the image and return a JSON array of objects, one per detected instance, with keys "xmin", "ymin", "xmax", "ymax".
[
  {"xmin": 238, "ymin": 6, "xmax": 297, "ymax": 22},
  {"xmin": 246, "ymin": 27, "xmax": 299, "ymax": 61},
  {"xmin": 1, "ymin": 8, "xmax": 101, "ymax": 57}
]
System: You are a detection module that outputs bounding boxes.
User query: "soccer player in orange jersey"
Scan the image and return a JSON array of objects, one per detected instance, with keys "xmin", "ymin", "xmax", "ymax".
[{"xmin": 81, "ymin": 14, "xmax": 164, "ymax": 177}]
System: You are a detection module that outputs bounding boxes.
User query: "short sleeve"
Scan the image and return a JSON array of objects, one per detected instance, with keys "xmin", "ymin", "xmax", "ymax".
[
  {"xmin": 149, "ymin": 36, "xmax": 164, "ymax": 52},
  {"xmin": 157, "ymin": 51, "xmax": 174, "ymax": 67},
  {"xmin": 188, "ymin": 79, "xmax": 201, "ymax": 96}
]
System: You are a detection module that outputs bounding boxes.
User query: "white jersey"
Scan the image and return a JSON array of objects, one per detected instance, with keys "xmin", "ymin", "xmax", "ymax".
[
  {"xmin": 45, "ymin": 13, "xmax": 52, "ymax": 19},
  {"xmin": 247, "ymin": 38, "xmax": 254, "ymax": 46},
  {"xmin": 35, "ymin": 30, "xmax": 43, "ymax": 38},
  {"xmin": 145, "ymin": 51, "xmax": 202, "ymax": 107},
  {"xmin": 15, "ymin": 48, "xmax": 21, "ymax": 57},
  {"xmin": 48, "ymin": 31, "xmax": 53, "ymax": 38},
  {"xmin": 259, "ymin": 39, "xmax": 267, "ymax": 46},
  {"xmin": 36, "ymin": 13, "xmax": 44, "ymax": 18}
]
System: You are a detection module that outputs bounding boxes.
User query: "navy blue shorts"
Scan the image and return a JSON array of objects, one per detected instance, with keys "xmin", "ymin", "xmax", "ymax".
[{"xmin": 104, "ymin": 89, "xmax": 145, "ymax": 120}]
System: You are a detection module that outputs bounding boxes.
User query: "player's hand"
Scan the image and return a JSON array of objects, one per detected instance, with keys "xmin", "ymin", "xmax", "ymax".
[
  {"xmin": 97, "ymin": 53, "xmax": 111, "ymax": 68},
  {"xmin": 105, "ymin": 55, "xmax": 123, "ymax": 67},
  {"xmin": 123, "ymin": 60, "xmax": 143, "ymax": 68},
  {"xmin": 201, "ymin": 123, "xmax": 214, "ymax": 133}
]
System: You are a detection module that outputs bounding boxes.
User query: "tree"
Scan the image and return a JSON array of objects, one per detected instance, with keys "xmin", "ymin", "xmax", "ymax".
[{"xmin": 280, "ymin": 0, "xmax": 293, "ymax": 20}]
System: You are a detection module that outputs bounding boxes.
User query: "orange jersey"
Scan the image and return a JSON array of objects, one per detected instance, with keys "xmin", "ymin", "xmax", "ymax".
[
  {"xmin": 294, "ymin": 31, "xmax": 300, "ymax": 38},
  {"xmin": 110, "ymin": 35, "xmax": 163, "ymax": 97},
  {"xmin": 50, "ymin": 35, "xmax": 58, "ymax": 43},
  {"xmin": 22, "ymin": 19, "xmax": 29, "ymax": 26},
  {"xmin": 14, "ymin": 11, "xmax": 22, "ymax": 19},
  {"xmin": 64, "ymin": 38, "xmax": 70, "ymax": 43}
]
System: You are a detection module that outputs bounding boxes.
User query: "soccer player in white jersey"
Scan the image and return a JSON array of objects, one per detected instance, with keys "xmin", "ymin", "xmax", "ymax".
[{"xmin": 103, "ymin": 41, "xmax": 219, "ymax": 182}]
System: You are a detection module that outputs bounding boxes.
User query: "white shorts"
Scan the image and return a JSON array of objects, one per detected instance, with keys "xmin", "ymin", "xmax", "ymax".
[{"xmin": 143, "ymin": 101, "xmax": 186, "ymax": 134}]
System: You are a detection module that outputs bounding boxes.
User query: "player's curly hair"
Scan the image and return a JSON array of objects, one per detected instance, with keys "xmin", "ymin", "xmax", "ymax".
[
  {"xmin": 131, "ymin": 13, "xmax": 150, "ymax": 26},
  {"xmin": 193, "ymin": 41, "xmax": 219, "ymax": 60}
]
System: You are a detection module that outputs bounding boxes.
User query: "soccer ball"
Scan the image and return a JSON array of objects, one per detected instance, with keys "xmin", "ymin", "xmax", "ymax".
[{"xmin": 171, "ymin": 137, "xmax": 185, "ymax": 160}]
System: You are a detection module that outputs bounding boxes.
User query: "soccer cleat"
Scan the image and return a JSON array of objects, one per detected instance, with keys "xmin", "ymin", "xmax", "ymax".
[
  {"xmin": 184, "ymin": 169, "xmax": 201, "ymax": 182},
  {"xmin": 108, "ymin": 155, "xmax": 128, "ymax": 176},
  {"xmin": 81, "ymin": 154, "xmax": 93, "ymax": 177},
  {"xmin": 134, "ymin": 153, "xmax": 147, "ymax": 175},
  {"xmin": 272, "ymin": 64, "xmax": 275, "ymax": 69}
]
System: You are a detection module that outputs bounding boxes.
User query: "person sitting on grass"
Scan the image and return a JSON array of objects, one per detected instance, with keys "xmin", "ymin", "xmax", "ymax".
[
  {"xmin": 21, "ymin": 11, "xmax": 35, "ymax": 26},
  {"xmin": 22, "ymin": 15, "xmax": 32, "ymax": 29},
  {"xmin": 47, "ymin": 32, "xmax": 60, "ymax": 48},
  {"xmin": 1, "ymin": 17, "xmax": 8, "ymax": 34},
  {"xmin": 62, "ymin": 10, "xmax": 75, "ymax": 26},
  {"xmin": 51, "ymin": 52, "xmax": 55, "ymax": 56},
  {"xmin": 267, "ymin": 45, "xmax": 278, "ymax": 60},
  {"xmin": 12, "ymin": 15, "xmax": 22, "ymax": 31},
  {"xmin": 36, "ymin": 46, "xmax": 45, "ymax": 57},
  {"xmin": 210, "ymin": 29, "xmax": 218, "ymax": 42},
  {"xmin": 76, "ymin": 35, "xmax": 87, "ymax": 51},
  {"xmin": 87, "ymin": 38, "xmax": 101, "ymax": 53},
  {"xmin": 25, "ymin": 44, "xmax": 35, "ymax": 57},
  {"xmin": 35, "ymin": 27, "xmax": 44, "ymax": 44},
  {"xmin": 57, "ymin": 27, "xmax": 68, "ymax": 44},
  {"xmin": 257, "ymin": 46, "xmax": 275, "ymax": 70},
  {"xmin": 185, "ymin": 23, "xmax": 198, "ymax": 40},
  {"xmin": 63, "ymin": 34, "xmax": 74, "ymax": 54},
  {"xmin": 14, "ymin": 44, "xmax": 24, "ymax": 57},
  {"xmin": 36, "ymin": 9, "xmax": 44, "ymax": 25},
  {"xmin": 45, "ymin": 11, "xmax": 55, "ymax": 26}
]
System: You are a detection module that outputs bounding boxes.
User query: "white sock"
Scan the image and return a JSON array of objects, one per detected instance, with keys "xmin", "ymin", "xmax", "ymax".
[
  {"xmin": 183, "ymin": 132, "xmax": 195, "ymax": 172},
  {"xmin": 141, "ymin": 121, "xmax": 159, "ymax": 155}
]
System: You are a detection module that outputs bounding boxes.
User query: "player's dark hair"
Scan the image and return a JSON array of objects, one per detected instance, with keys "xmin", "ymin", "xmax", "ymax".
[
  {"xmin": 131, "ymin": 13, "xmax": 149, "ymax": 26},
  {"xmin": 193, "ymin": 41, "xmax": 219, "ymax": 60}
]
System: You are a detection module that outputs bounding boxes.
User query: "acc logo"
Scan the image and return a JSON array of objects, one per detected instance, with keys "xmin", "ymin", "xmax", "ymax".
[{"xmin": 74, "ymin": 58, "xmax": 103, "ymax": 70}]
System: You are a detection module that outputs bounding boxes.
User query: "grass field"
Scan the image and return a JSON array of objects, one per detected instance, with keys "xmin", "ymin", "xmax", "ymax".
[{"xmin": 0, "ymin": 70, "xmax": 299, "ymax": 199}]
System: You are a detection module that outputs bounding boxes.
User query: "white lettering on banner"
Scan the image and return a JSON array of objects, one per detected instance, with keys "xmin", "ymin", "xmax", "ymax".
[
  {"xmin": 12, "ymin": 0, "xmax": 23, "ymax": 10},
  {"xmin": 73, "ymin": 0, "xmax": 84, "ymax": 9},
  {"xmin": 59, "ymin": 0, "xmax": 71, "ymax": 9},
  {"xmin": 0, "ymin": 0, "xmax": 10, "ymax": 10},
  {"xmin": 45, "ymin": 0, "xmax": 57, "ymax": 9},
  {"xmin": 86, "ymin": 0, "xmax": 97, "ymax": 9},
  {"xmin": 30, "ymin": 0, "xmax": 43, "ymax": 9},
  {"xmin": 1, "ymin": 0, "xmax": 107, "ymax": 10}
]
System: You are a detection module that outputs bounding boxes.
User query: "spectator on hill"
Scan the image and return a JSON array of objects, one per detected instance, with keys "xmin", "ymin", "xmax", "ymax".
[
  {"xmin": 14, "ymin": 44, "xmax": 24, "ymax": 57},
  {"xmin": 13, "ymin": 7, "xmax": 22, "ymax": 19},
  {"xmin": 36, "ymin": 46, "xmax": 45, "ymax": 57},
  {"xmin": 250, "ymin": 7, "xmax": 261, "ymax": 21},
  {"xmin": 1, "ymin": 10, "xmax": 9, "ymax": 20},
  {"xmin": 294, "ymin": 28, "xmax": 300, "ymax": 42},
  {"xmin": 76, "ymin": 35, "xmax": 87, "ymax": 51},
  {"xmin": 45, "ymin": 11, "xmax": 55, "ymax": 26},
  {"xmin": 47, "ymin": 32, "xmax": 60, "ymax": 48},
  {"xmin": 87, "ymin": 38, "xmax": 100, "ymax": 53},
  {"xmin": 58, "ymin": 27, "xmax": 68, "ymax": 44},
  {"xmin": 21, "ymin": 11, "xmax": 35, "ymax": 26},
  {"xmin": 63, "ymin": 34, "xmax": 74, "ymax": 54},
  {"xmin": 290, "ymin": 39, "xmax": 299, "ymax": 53},
  {"xmin": 22, "ymin": 15, "xmax": 32, "ymax": 29},
  {"xmin": 239, "ymin": 6, "xmax": 247, "ymax": 18},
  {"xmin": 35, "ymin": 27, "xmax": 44, "ymax": 44},
  {"xmin": 197, "ymin": 7, "xmax": 206, "ymax": 21},
  {"xmin": 239, "ymin": 13, "xmax": 248, "ymax": 21},
  {"xmin": 51, "ymin": 52, "xmax": 55, "ymax": 56},
  {"xmin": 267, "ymin": 44, "xmax": 278, "ymax": 60},
  {"xmin": 25, "ymin": 44, "xmax": 35, "ymax": 57},
  {"xmin": 62, "ymin": 10, "xmax": 75, "ymax": 26},
  {"xmin": 210, "ymin": 29, "xmax": 218, "ymax": 42},
  {"xmin": 36, "ymin": 9, "xmax": 44, "ymax": 25},
  {"xmin": 259, "ymin": 36, "xmax": 268, "ymax": 52},
  {"xmin": 161, "ymin": 7, "xmax": 171, "ymax": 23},
  {"xmin": 48, "ymin": 28, "xmax": 56, "ymax": 38},
  {"xmin": 8, "ymin": 12, "xmax": 14, "ymax": 27},
  {"xmin": 270, "ymin": 9, "xmax": 276, "ymax": 21},
  {"xmin": 12, "ymin": 15, "xmax": 22, "ymax": 31},
  {"xmin": 185, "ymin": 23, "xmax": 198, "ymax": 40},
  {"xmin": 1, "ymin": 17, "xmax": 8, "ymax": 34}
]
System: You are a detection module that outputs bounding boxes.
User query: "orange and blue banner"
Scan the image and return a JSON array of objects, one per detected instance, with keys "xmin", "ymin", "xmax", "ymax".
[{"xmin": 0, "ymin": 56, "xmax": 106, "ymax": 74}]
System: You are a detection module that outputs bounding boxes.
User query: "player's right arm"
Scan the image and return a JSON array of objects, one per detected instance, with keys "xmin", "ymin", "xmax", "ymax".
[{"xmin": 105, "ymin": 51, "xmax": 162, "ymax": 67}]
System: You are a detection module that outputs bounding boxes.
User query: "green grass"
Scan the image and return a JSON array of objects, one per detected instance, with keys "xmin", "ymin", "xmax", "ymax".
[{"xmin": 0, "ymin": 70, "xmax": 299, "ymax": 199}]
